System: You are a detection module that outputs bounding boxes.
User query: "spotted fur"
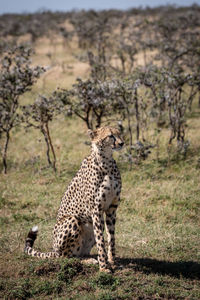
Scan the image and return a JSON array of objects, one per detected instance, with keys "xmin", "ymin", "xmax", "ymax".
[{"xmin": 24, "ymin": 126, "xmax": 124, "ymax": 272}]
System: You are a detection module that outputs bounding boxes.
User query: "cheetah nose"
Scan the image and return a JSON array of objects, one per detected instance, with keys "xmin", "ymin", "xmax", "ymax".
[{"xmin": 119, "ymin": 142, "xmax": 124, "ymax": 147}]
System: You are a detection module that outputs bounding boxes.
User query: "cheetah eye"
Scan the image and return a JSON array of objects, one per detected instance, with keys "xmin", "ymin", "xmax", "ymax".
[{"xmin": 109, "ymin": 135, "xmax": 116, "ymax": 140}]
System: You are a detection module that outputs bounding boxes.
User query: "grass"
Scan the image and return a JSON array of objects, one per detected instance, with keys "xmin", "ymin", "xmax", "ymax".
[
  {"xmin": 0, "ymin": 33, "xmax": 200, "ymax": 299},
  {"xmin": 0, "ymin": 116, "xmax": 199, "ymax": 299}
]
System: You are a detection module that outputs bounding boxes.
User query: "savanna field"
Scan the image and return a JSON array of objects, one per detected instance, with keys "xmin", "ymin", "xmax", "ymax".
[{"xmin": 0, "ymin": 6, "xmax": 200, "ymax": 299}]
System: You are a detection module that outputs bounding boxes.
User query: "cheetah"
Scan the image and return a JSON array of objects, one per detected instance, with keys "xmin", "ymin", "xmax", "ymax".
[{"xmin": 24, "ymin": 126, "xmax": 124, "ymax": 272}]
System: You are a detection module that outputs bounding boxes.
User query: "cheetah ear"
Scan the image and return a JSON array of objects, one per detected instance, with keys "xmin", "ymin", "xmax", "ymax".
[{"xmin": 88, "ymin": 129, "xmax": 96, "ymax": 140}]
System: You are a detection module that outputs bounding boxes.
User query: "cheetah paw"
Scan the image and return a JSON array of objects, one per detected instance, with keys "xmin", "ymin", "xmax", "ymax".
[
  {"xmin": 99, "ymin": 267, "xmax": 112, "ymax": 274},
  {"xmin": 82, "ymin": 258, "xmax": 98, "ymax": 265}
]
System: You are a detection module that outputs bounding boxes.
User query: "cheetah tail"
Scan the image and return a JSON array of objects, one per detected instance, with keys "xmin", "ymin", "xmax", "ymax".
[
  {"xmin": 24, "ymin": 226, "xmax": 59, "ymax": 258},
  {"xmin": 25, "ymin": 225, "xmax": 38, "ymax": 248}
]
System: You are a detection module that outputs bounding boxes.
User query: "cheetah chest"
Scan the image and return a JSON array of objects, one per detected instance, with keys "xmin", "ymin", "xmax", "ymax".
[{"xmin": 101, "ymin": 174, "xmax": 120, "ymax": 211}]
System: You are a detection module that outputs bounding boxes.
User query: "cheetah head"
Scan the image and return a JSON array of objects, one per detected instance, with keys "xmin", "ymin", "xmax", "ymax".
[{"xmin": 88, "ymin": 127, "xmax": 124, "ymax": 154}]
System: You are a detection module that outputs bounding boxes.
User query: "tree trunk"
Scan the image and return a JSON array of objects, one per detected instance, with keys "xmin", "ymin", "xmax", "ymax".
[
  {"xmin": 2, "ymin": 131, "xmax": 10, "ymax": 174},
  {"xmin": 122, "ymin": 96, "xmax": 132, "ymax": 154},
  {"xmin": 45, "ymin": 122, "xmax": 57, "ymax": 172},
  {"xmin": 120, "ymin": 53, "xmax": 126, "ymax": 74},
  {"xmin": 134, "ymin": 88, "xmax": 140, "ymax": 141},
  {"xmin": 198, "ymin": 89, "xmax": 200, "ymax": 108},
  {"xmin": 41, "ymin": 126, "xmax": 52, "ymax": 167},
  {"xmin": 93, "ymin": 108, "xmax": 103, "ymax": 128}
]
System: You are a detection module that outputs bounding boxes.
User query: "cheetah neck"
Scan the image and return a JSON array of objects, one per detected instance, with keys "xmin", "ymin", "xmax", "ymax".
[{"xmin": 91, "ymin": 143, "xmax": 113, "ymax": 166}]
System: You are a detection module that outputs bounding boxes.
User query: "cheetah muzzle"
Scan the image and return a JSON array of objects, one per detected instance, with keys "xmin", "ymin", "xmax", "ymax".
[{"xmin": 24, "ymin": 126, "xmax": 124, "ymax": 272}]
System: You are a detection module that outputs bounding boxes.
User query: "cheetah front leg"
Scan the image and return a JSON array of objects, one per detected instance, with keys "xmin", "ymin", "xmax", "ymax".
[
  {"xmin": 92, "ymin": 211, "xmax": 110, "ymax": 272},
  {"xmin": 105, "ymin": 202, "xmax": 118, "ymax": 268}
]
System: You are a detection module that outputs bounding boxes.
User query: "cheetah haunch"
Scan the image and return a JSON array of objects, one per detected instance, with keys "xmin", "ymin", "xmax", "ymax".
[{"xmin": 24, "ymin": 126, "xmax": 124, "ymax": 272}]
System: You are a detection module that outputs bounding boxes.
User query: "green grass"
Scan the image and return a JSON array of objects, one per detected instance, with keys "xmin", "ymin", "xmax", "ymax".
[
  {"xmin": 0, "ymin": 35, "xmax": 200, "ymax": 299},
  {"xmin": 0, "ymin": 114, "xmax": 199, "ymax": 299}
]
